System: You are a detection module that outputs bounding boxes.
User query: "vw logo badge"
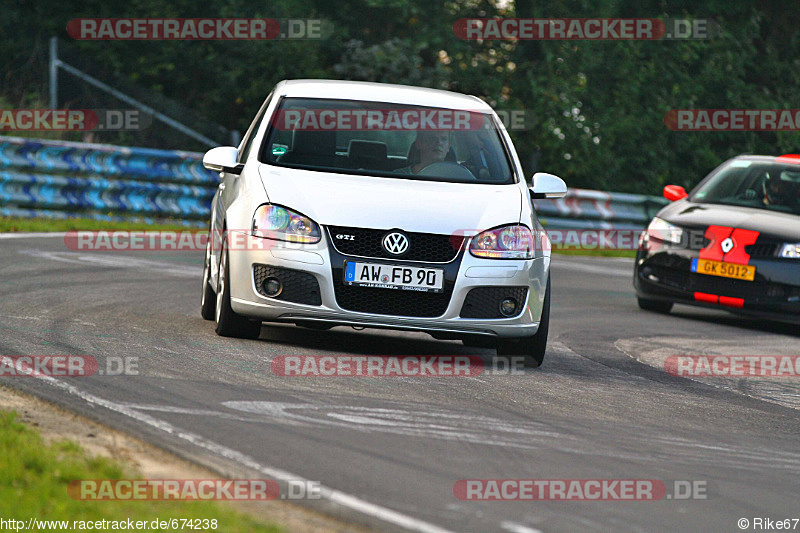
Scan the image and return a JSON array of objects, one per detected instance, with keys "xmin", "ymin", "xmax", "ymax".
[{"xmin": 383, "ymin": 232, "xmax": 409, "ymax": 255}]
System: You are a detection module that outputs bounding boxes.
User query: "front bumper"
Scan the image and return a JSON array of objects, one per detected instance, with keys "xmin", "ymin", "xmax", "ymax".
[
  {"xmin": 226, "ymin": 231, "xmax": 548, "ymax": 338},
  {"xmin": 634, "ymin": 243, "xmax": 800, "ymax": 323}
]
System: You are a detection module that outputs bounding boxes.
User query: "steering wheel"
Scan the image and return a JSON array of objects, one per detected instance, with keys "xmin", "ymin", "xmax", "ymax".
[
  {"xmin": 736, "ymin": 189, "xmax": 759, "ymax": 201},
  {"xmin": 417, "ymin": 161, "xmax": 477, "ymax": 181}
]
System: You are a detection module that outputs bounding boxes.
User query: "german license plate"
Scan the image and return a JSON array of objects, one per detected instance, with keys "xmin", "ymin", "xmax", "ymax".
[
  {"xmin": 691, "ymin": 258, "xmax": 756, "ymax": 281},
  {"xmin": 344, "ymin": 261, "xmax": 444, "ymax": 292}
]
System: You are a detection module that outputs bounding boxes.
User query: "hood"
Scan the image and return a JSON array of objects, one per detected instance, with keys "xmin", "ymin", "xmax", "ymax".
[
  {"xmin": 258, "ymin": 165, "xmax": 522, "ymax": 234},
  {"xmin": 659, "ymin": 200, "xmax": 800, "ymax": 241}
]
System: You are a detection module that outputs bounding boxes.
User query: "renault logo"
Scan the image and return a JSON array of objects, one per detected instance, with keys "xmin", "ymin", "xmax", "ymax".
[
  {"xmin": 721, "ymin": 237, "xmax": 734, "ymax": 254},
  {"xmin": 383, "ymin": 232, "xmax": 409, "ymax": 255}
]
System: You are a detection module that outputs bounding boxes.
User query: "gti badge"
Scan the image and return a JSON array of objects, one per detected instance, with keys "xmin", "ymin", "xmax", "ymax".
[{"xmin": 383, "ymin": 232, "xmax": 409, "ymax": 255}]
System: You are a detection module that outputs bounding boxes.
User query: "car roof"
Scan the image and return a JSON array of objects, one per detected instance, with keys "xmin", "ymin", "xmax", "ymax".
[
  {"xmin": 272, "ymin": 79, "xmax": 493, "ymax": 112},
  {"xmin": 733, "ymin": 154, "xmax": 800, "ymax": 164}
]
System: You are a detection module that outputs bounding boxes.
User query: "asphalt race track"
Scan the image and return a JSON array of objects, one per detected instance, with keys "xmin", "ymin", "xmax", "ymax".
[{"xmin": 2, "ymin": 233, "xmax": 799, "ymax": 532}]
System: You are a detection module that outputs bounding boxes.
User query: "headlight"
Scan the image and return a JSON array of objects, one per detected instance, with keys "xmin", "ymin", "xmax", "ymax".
[
  {"xmin": 780, "ymin": 243, "xmax": 800, "ymax": 258},
  {"xmin": 469, "ymin": 225, "xmax": 534, "ymax": 259},
  {"xmin": 252, "ymin": 204, "xmax": 321, "ymax": 243},
  {"xmin": 647, "ymin": 217, "xmax": 683, "ymax": 245}
]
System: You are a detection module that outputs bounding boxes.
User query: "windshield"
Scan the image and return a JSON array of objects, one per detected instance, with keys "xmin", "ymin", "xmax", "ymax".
[
  {"xmin": 692, "ymin": 160, "xmax": 800, "ymax": 215},
  {"xmin": 260, "ymin": 97, "xmax": 516, "ymax": 184}
]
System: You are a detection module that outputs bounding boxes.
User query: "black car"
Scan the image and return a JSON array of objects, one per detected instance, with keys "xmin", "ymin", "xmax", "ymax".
[{"xmin": 634, "ymin": 154, "xmax": 800, "ymax": 323}]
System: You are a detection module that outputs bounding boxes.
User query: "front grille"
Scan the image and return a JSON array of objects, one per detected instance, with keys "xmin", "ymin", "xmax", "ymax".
[
  {"xmin": 746, "ymin": 242, "xmax": 780, "ymax": 258},
  {"xmin": 460, "ymin": 287, "xmax": 529, "ymax": 318},
  {"xmin": 327, "ymin": 226, "xmax": 463, "ymax": 262},
  {"xmin": 643, "ymin": 265, "xmax": 799, "ymax": 302},
  {"xmin": 333, "ymin": 284, "xmax": 452, "ymax": 317},
  {"xmin": 668, "ymin": 229, "xmax": 779, "ymax": 258},
  {"xmin": 253, "ymin": 265, "xmax": 321, "ymax": 305}
]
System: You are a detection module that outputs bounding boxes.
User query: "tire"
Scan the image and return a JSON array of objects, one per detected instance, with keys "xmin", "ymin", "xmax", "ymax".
[
  {"xmin": 214, "ymin": 238, "xmax": 262, "ymax": 339},
  {"xmin": 200, "ymin": 237, "xmax": 216, "ymax": 320},
  {"xmin": 496, "ymin": 277, "xmax": 550, "ymax": 368},
  {"xmin": 637, "ymin": 296, "xmax": 673, "ymax": 314}
]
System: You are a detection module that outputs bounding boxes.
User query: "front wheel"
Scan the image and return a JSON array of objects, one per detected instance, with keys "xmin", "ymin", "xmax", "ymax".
[
  {"xmin": 496, "ymin": 277, "xmax": 550, "ymax": 368},
  {"xmin": 215, "ymin": 239, "xmax": 262, "ymax": 339},
  {"xmin": 200, "ymin": 238, "xmax": 216, "ymax": 320},
  {"xmin": 637, "ymin": 296, "xmax": 673, "ymax": 314}
]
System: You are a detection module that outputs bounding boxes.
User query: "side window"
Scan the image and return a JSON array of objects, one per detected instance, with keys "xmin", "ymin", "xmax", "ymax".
[{"xmin": 238, "ymin": 93, "xmax": 272, "ymax": 162}]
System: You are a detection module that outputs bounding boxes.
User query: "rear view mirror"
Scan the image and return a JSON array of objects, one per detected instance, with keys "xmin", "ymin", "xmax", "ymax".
[
  {"xmin": 663, "ymin": 185, "xmax": 688, "ymax": 202},
  {"xmin": 529, "ymin": 173, "xmax": 568, "ymax": 199},
  {"xmin": 203, "ymin": 146, "xmax": 243, "ymax": 174}
]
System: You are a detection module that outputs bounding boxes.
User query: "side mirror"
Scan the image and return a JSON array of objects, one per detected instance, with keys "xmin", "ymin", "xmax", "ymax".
[
  {"xmin": 530, "ymin": 173, "xmax": 568, "ymax": 199},
  {"xmin": 203, "ymin": 146, "xmax": 243, "ymax": 174},
  {"xmin": 663, "ymin": 185, "xmax": 688, "ymax": 202}
]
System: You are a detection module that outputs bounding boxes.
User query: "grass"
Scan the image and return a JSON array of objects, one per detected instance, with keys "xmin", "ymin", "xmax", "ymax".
[
  {"xmin": 0, "ymin": 216, "xmax": 194, "ymax": 232},
  {"xmin": 0, "ymin": 410, "xmax": 281, "ymax": 531}
]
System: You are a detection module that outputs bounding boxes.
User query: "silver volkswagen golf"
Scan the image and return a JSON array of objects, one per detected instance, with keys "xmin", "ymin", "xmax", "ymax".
[{"xmin": 201, "ymin": 80, "xmax": 567, "ymax": 366}]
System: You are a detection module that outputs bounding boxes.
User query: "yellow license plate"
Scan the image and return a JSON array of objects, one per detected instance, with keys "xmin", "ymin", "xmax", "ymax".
[{"xmin": 691, "ymin": 258, "xmax": 756, "ymax": 281}]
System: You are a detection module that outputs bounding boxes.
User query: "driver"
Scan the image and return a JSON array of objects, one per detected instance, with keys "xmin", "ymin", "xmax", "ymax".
[
  {"xmin": 762, "ymin": 171, "xmax": 799, "ymax": 207},
  {"xmin": 397, "ymin": 131, "xmax": 451, "ymax": 174}
]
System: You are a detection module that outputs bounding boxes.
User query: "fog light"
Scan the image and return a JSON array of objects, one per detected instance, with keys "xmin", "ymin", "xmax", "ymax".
[
  {"xmin": 499, "ymin": 298, "xmax": 518, "ymax": 317},
  {"xmin": 263, "ymin": 277, "xmax": 282, "ymax": 297}
]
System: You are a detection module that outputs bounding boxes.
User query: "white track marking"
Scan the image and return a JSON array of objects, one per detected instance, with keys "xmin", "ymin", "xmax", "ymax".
[
  {"xmin": 24, "ymin": 374, "xmax": 458, "ymax": 533},
  {"xmin": 222, "ymin": 401, "xmax": 570, "ymax": 448},
  {"xmin": 0, "ymin": 232, "xmax": 67, "ymax": 239},
  {"xmin": 501, "ymin": 521, "xmax": 543, "ymax": 533},
  {"xmin": 19, "ymin": 249, "xmax": 200, "ymax": 277}
]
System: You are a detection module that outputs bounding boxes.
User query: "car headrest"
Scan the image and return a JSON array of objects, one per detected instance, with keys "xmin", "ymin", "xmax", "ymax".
[
  {"xmin": 348, "ymin": 140, "xmax": 388, "ymax": 162},
  {"xmin": 291, "ymin": 130, "xmax": 336, "ymax": 155}
]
